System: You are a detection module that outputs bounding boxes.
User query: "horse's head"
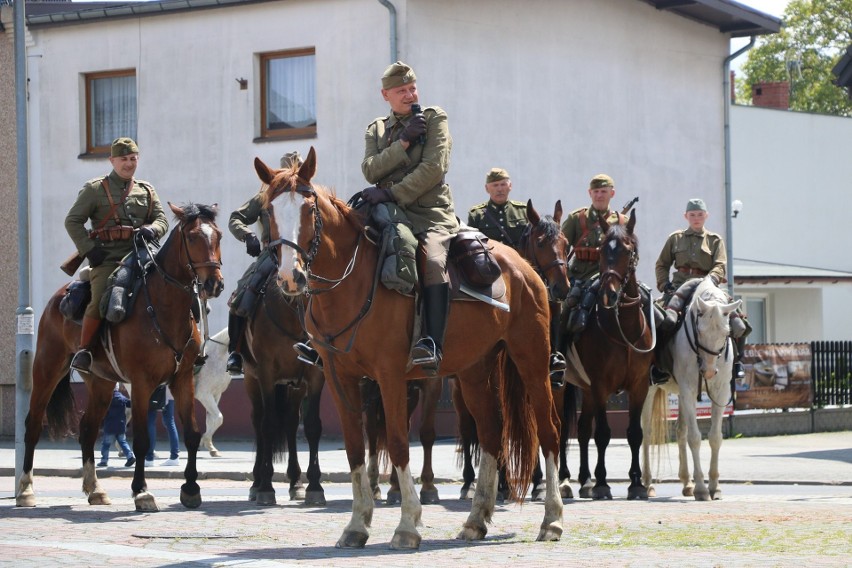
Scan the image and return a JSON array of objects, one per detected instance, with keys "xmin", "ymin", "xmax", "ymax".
[
  {"xmin": 522, "ymin": 199, "xmax": 570, "ymax": 300},
  {"xmin": 254, "ymin": 147, "xmax": 356, "ymax": 297},
  {"xmin": 165, "ymin": 202, "xmax": 225, "ymax": 298},
  {"xmin": 690, "ymin": 277, "xmax": 741, "ymax": 379},
  {"xmin": 598, "ymin": 209, "xmax": 638, "ymax": 307}
]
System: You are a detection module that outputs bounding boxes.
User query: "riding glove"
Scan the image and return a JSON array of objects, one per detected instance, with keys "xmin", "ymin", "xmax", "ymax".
[
  {"xmin": 362, "ymin": 186, "xmax": 394, "ymax": 205},
  {"xmin": 399, "ymin": 114, "xmax": 427, "ymax": 145},
  {"xmin": 138, "ymin": 225, "xmax": 157, "ymax": 242},
  {"xmin": 245, "ymin": 233, "xmax": 261, "ymax": 257},
  {"xmin": 86, "ymin": 247, "xmax": 107, "ymax": 267}
]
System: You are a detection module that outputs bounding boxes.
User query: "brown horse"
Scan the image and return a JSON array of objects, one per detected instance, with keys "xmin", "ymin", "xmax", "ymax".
[
  {"xmin": 563, "ymin": 209, "xmax": 654, "ymax": 500},
  {"xmin": 241, "ymin": 283, "xmax": 326, "ymax": 506},
  {"xmin": 16, "ymin": 203, "xmax": 224, "ymax": 511},
  {"xmin": 453, "ymin": 199, "xmax": 575, "ymax": 501},
  {"xmin": 253, "ymin": 147, "xmax": 562, "ymax": 549}
]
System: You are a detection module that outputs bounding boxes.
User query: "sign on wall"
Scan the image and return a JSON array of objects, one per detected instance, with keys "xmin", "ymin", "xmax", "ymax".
[{"xmin": 735, "ymin": 343, "xmax": 812, "ymax": 410}]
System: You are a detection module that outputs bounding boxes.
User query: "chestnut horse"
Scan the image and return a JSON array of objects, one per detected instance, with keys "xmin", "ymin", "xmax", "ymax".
[
  {"xmin": 563, "ymin": 209, "xmax": 654, "ymax": 500},
  {"xmin": 453, "ymin": 199, "xmax": 575, "ymax": 501},
  {"xmin": 253, "ymin": 147, "xmax": 562, "ymax": 549},
  {"xmin": 642, "ymin": 276, "xmax": 739, "ymax": 500},
  {"xmin": 16, "ymin": 203, "xmax": 224, "ymax": 511},
  {"xmin": 241, "ymin": 283, "xmax": 326, "ymax": 506}
]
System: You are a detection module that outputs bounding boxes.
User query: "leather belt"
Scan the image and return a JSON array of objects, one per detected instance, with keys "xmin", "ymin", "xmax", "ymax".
[{"xmin": 677, "ymin": 266, "xmax": 709, "ymax": 276}]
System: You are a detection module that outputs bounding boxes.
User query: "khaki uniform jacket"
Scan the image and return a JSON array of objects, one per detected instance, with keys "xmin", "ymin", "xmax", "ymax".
[
  {"xmin": 228, "ymin": 192, "xmax": 273, "ymax": 246},
  {"xmin": 561, "ymin": 205, "xmax": 623, "ymax": 281},
  {"xmin": 467, "ymin": 199, "xmax": 528, "ymax": 247},
  {"xmin": 65, "ymin": 170, "xmax": 168, "ymax": 263},
  {"xmin": 362, "ymin": 105, "xmax": 458, "ymax": 236},
  {"xmin": 655, "ymin": 227, "xmax": 727, "ymax": 291}
]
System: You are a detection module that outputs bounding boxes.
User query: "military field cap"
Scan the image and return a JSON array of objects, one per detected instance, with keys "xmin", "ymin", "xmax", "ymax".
[
  {"xmin": 686, "ymin": 198, "xmax": 708, "ymax": 212},
  {"xmin": 486, "ymin": 168, "xmax": 511, "ymax": 183},
  {"xmin": 589, "ymin": 174, "xmax": 614, "ymax": 189},
  {"xmin": 111, "ymin": 137, "xmax": 139, "ymax": 157},
  {"xmin": 280, "ymin": 151, "xmax": 303, "ymax": 168},
  {"xmin": 381, "ymin": 61, "xmax": 416, "ymax": 89}
]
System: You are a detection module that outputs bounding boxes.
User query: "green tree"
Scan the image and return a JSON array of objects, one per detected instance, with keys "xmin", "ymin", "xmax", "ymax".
[{"xmin": 736, "ymin": 0, "xmax": 852, "ymax": 116}]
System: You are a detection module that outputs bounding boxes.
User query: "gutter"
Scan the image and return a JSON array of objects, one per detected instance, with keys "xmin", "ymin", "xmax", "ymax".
[
  {"xmin": 722, "ymin": 35, "xmax": 755, "ymax": 299},
  {"xmin": 376, "ymin": 0, "xmax": 397, "ymax": 63}
]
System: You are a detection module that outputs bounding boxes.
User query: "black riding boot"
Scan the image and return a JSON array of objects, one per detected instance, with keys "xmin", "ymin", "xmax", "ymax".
[
  {"xmin": 294, "ymin": 340, "xmax": 323, "ymax": 369},
  {"xmin": 732, "ymin": 335, "xmax": 746, "ymax": 380},
  {"xmin": 226, "ymin": 313, "xmax": 246, "ymax": 375},
  {"xmin": 649, "ymin": 364, "xmax": 670, "ymax": 385},
  {"xmin": 409, "ymin": 283, "xmax": 450, "ymax": 377}
]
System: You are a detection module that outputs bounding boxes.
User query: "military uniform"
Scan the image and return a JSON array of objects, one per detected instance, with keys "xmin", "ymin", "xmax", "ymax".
[
  {"xmin": 467, "ymin": 200, "xmax": 528, "ymax": 247},
  {"xmin": 561, "ymin": 205, "xmax": 625, "ymax": 282},
  {"xmin": 655, "ymin": 227, "xmax": 726, "ymax": 291}
]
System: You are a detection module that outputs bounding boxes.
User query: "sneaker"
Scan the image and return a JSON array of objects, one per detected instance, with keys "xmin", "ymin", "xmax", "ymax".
[
  {"xmin": 125, "ymin": 457, "xmax": 136, "ymax": 467},
  {"xmin": 160, "ymin": 458, "xmax": 180, "ymax": 467},
  {"xmin": 144, "ymin": 459, "xmax": 154, "ymax": 467},
  {"xmin": 96, "ymin": 460, "xmax": 108, "ymax": 467}
]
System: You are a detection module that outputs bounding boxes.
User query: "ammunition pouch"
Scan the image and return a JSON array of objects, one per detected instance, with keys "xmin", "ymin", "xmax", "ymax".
[
  {"xmin": 89, "ymin": 225, "xmax": 134, "ymax": 242},
  {"xmin": 573, "ymin": 246, "xmax": 599, "ymax": 262}
]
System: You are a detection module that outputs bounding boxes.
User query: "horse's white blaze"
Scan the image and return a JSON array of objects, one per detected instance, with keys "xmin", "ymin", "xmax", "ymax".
[
  {"xmin": 199, "ymin": 222, "xmax": 215, "ymax": 245},
  {"xmin": 271, "ymin": 191, "xmax": 307, "ymax": 293}
]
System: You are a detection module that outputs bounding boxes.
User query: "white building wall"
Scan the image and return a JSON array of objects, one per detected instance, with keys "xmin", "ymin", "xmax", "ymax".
[{"xmin": 25, "ymin": 0, "xmax": 731, "ymax": 335}]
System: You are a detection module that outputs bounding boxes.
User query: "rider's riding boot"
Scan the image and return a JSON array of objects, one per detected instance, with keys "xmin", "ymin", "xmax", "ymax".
[
  {"xmin": 294, "ymin": 340, "xmax": 324, "ymax": 369},
  {"xmin": 409, "ymin": 283, "xmax": 450, "ymax": 377},
  {"xmin": 732, "ymin": 335, "xmax": 746, "ymax": 380},
  {"xmin": 226, "ymin": 313, "xmax": 246, "ymax": 375},
  {"xmin": 70, "ymin": 316, "xmax": 102, "ymax": 373},
  {"xmin": 649, "ymin": 364, "xmax": 670, "ymax": 386},
  {"xmin": 549, "ymin": 352, "xmax": 567, "ymax": 387}
]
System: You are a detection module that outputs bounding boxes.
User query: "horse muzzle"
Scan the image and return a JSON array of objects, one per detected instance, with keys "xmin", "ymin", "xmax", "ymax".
[
  {"xmin": 203, "ymin": 273, "xmax": 225, "ymax": 298},
  {"xmin": 278, "ymin": 267, "xmax": 307, "ymax": 296}
]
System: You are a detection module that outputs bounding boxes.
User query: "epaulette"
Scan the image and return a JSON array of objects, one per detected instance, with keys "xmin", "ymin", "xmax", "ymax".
[
  {"xmin": 570, "ymin": 207, "xmax": 587, "ymax": 216},
  {"xmin": 469, "ymin": 202, "xmax": 487, "ymax": 211},
  {"xmin": 509, "ymin": 200, "xmax": 527, "ymax": 208},
  {"xmin": 135, "ymin": 179, "xmax": 153, "ymax": 189}
]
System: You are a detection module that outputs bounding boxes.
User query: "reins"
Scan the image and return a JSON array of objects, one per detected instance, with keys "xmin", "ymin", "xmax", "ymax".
[
  {"xmin": 518, "ymin": 220, "xmax": 567, "ymax": 290},
  {"xmin": 596, "ymin": 248, "xmax": 656, "ymax": 354},
  {"xmin": 683, "ymin": 293, "xmax": 733, "ymax": 407}
]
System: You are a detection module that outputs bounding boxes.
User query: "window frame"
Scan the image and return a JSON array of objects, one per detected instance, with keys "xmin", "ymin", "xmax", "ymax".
[
  {"xmin": 259, "ymin": 47, "xmax": 317, "ymax": 140},
  {"xmin": 84, "ymin": 68, "xmax": 137, "ymax": 156}
]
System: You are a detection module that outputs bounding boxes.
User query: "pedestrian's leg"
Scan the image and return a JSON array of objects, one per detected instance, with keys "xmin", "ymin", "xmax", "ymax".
[
  {"xmin": 98, "ymin": 433, "xmax": 113, "ymax": 466},
  {"xmin": 163, "ymin": 400, "xmax": 180, "ymax": 460},
  {"xmin": 146, "ymin": 410, "xmax": 157, "ymax": 462}
]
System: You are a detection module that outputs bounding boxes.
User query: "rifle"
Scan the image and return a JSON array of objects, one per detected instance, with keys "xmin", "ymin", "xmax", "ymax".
[
  {"xmin": 621, "ymin": 196, "xmax": 639, "ymax": 215},
  {"xmin": 60, "ymin": 252, "xmax": 84, "ymax": 277}
]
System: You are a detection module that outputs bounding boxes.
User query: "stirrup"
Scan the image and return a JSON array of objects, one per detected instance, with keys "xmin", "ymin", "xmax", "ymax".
[
  {"xmin": 293, "ymin": 342, "xmax": 323, "ymax": 369},
  {"xmin": 70, "ymin": 349, "xmax": 92, "ymax": 373},
  {"xmin": 549, "ymin": 352, "xmax": 567, "ymax": 372},
  {"xmin": 410, "ymin": 337, "xmax": 439, "ymax": 366}
]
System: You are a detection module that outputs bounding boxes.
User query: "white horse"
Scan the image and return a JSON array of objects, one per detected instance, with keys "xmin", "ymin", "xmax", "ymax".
[
  {"xmin": 641, "ymin": 276, "xmax": 741, "ymax": 501},
  {"xmin": 194, "ymin": 327, "xmax": 232, "ymax": 456}
]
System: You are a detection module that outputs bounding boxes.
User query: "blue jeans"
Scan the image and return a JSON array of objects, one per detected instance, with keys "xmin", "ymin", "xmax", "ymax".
[
  {"xmin": 100, "ymin": 432, "xmax": 133, "ymax": 463},
  {"xmin": 146, "ymin": 400, "xmax": 180, "ymax": 461}
]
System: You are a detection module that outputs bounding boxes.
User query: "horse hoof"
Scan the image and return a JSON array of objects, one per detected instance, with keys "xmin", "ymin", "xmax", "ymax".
[
  {"xmin": 290, "ymin": 486, "xmax": 306, "ymax": 501},
  {"xmin": 536, "ymin": 522, "xmax": 563, "ymax": 542},
  {"xmin": 592, "ymin": 487, "xmax": 612, "ymax": 500},
  {"xmin": 16, "ymin": 490, "xmax": 36, "ymax": 508},
  {"xmin": 459, "ymin": 483, "xmax": 475, "ymax": 500},
  {"xmin": 304, "ymin": 490, "xmax": 326, "ymax": 506},
  {"xmin": 391, "ymin": 530, "xmax": 422, "ymax": 550},
  {"xmin": 495, "ymin": 492, "xmax": 507, "ymax": 504},
  {"xmin": 88, "ymin": 490, "xmax": 111, "ymax": 506},
  {"xmin": 255, "ymin": 491, "xmax": 277, "ymax": 506},
  {"xmin": 647, "ymin": 486, "xmax": 657, "ymax": 498},
  {"xmin": 627, "ymin": 486, "xmax": 648, "ymax": 501},
  {"xmin": 420, "ymin": 488, "xmax": 440, "ymax": 505},
  {"xmin": 693, "ymin": 491, "xmax": 711, "ymax": 502},
  {"xmin": 386, "ymin": 489, "xmax": 402, "ymax": 506},
  {"xmin": 208, "ymin": 449, "xmax": 220, "ymax": 457},
  {"xmin": 180, "ymin": 490, "xmax": 202, "ymax": 509},
  {"xmin": 559, "ymin": 483, "xmax": 574, "ymax": 499},
  {"xmin": 530, "ymin": 488, "xmax": 544, "ymax": 502},
  {"xmin": 248, "ymin": 486, "xmax": 257, "ymax": 501},
  {"xmin": 456, "ymin": 523, "xmax": 487, "ymax": 541},
  {"xmin": 578, "ymin": 486, "xmax": 594, "ymax": 499},
  {"xmin": 682, "ymin": 486, "xmax": 694, "ymax": 497},
  {"xmin": 710, "ymin": 489, "xmax": 722, "ymax": 500},
  {"xmin": 372, "ymin": 486, "xmax": 382, "ymax": 501},
  {"xmin": 336, "ymin": 530, "xmax": 368, "ymax": 548},
  {"xmin": 134, "ymin": 491, "xmax": 159, "ymax": 512}
]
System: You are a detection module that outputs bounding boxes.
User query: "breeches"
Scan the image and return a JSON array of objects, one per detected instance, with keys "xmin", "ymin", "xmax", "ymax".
[
  {"xmin": 86, "ymin": 263, "xmax": 119, "ymax": 318},
  {"xmin": 417, "ymin": 229, "xmax": 453, "ymax": 286}
]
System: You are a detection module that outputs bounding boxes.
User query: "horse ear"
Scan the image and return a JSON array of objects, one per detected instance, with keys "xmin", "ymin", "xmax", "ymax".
[
  {"xmin": 526, "ymin": 199, "xmax": 540, "ymax": 225},
  {"xmin": 298, "ymin": 147, "xmax": 318, "ymax": 183},
  {"xmin": 553, "ymin": 200, "xmax": 563, "ymax": 224},
  {"xmin": 626, "ymin": 208, "xmax": 637, "ymax": 234},
  {"xmin": 168, "ymin": 201, "xmax": 184, "ymax": 220},
  {"xmin": 254, "ymin": 157, "xmax": 274, "ymax": 184}
]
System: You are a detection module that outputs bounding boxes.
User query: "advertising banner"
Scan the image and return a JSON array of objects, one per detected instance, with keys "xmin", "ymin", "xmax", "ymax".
[{"xmin": 735, "ymin": 343, "xmax": 812, "ymax": 410}]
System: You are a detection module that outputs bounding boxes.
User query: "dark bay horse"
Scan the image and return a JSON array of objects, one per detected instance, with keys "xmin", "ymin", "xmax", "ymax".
[
  {"xmin": 564, "ymin": 209, "xmax": 654, "ymax": 500},
  {"xmin": 241, "ymin": 282, "xmax": 326, "ymax": 506},
  {"xmin": 16, "ymin": 203, "xmax": 224, "ymax": 511},
  {"xmin": 453, "ymin": 199, "xmax": 575, "ymax": 501},
  {"xmin": 253, "ymin": 147, "xmax": 562, "ymax": 549}
]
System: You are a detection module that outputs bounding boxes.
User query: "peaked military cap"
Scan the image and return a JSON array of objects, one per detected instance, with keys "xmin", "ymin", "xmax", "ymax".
[
  {"xmin": 280, "ymin": 151, "xmax": 303, "ymax": 169},
  {"xmin": 589, "ymin": 174, "xmax": 614, "ymax": 189},
  {"xmin": 382, "ymin": 61, "xmax": 417, "ymax": 89},
  {"xmin": 111, "ymin": 137, "xmax": 139, "ymax": 157},
  {"xmin": 686, "ymin": 198, "xmax": 707, "ymax": 212},
  {"xmin": 486, "ymin": 168, "xmax": 511, "ymax": 184}
]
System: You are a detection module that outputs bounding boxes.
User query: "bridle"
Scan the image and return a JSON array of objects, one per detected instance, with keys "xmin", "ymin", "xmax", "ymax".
[
  {"xmin": 596, "ymin": 236, "xmax": 656, "ymax": 353},
  {"xmin": 518, "ymin": 220, "xmax": 567, "ymax": 292},
  {"xmin": 684, "ymin": 293, "xmax": 733, "ymax": 406}
]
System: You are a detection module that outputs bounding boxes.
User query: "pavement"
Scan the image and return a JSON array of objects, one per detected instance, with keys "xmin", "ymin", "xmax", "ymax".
[
  {"xmin": 1, "ymin": 432, "xmax": 851, "ymax": 567},
  {"xmin": 1, "ymin": 430, "xmax": 850, "ymax": 486}
]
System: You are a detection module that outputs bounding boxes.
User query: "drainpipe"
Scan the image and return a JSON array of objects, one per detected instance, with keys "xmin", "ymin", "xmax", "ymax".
[
  {"xmin": 376, "ymin": 0, "xmax": 397, "ymax": 63},
  {"xmin": 723, "ymin": 36, "xmax": 755, "ymax": 299}
]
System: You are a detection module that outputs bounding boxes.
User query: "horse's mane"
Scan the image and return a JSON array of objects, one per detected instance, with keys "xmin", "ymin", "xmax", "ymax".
[
  {"xmin": 313, "ymin": 185, "xmax": 366, "ymax": 233},
  {"xmin": 605, "ymin": 222, "xmax": 639, "ymax": 255},
  {"xmin": 173, "ymin": 202, "xmax": 218, "ymax": 223},
  {"xmin": 537, "ymin": 215, "xmax": 561, "ymax": 240}
]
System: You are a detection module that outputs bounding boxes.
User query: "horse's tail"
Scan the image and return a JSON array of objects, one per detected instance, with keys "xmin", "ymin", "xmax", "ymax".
[
  {"xmin": 270, "ymin": 384, "xmax": 291, "ymax": 459},
  {"xmin": 499, "ymin": 350, "xmax": 537, "ymax": 503},
  {"xmin": 562, "ymin": 383, "xmax": 579, "ymax": 453},
  {"xmin": 44, "ymin": 372, "xmax": 78, "ymax": 439},
  {"xmin": 361, "ymin": 379, "xmax": 390, "ymax": 469},
  {"xmin": 646, "ymin": 388, "xmax": 670, "ymax": 479}
]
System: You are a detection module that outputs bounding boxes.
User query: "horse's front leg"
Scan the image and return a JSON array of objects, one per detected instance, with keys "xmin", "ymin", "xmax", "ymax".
[
  {"xmin": 196, "ymin": 387, "xmax": 223, "ymax": 457},
  {"xmin": 675, "ymin": 411, "xmax": 694, "ymax": 496},
  {"xmin": 383, "ymin": 382, "xmax": 422, "ymax": 549},
  {"xmin": 417, "ymin": 377, "xmax": 441, "ymax": 505},
  {"xmin": 80, "ymin": 380, "xmax": 114, "ymax": 505},
  {"xmin": 625, "ymin": 392, "xmax": 649, "ymax": 500},
  {"xmin": 173, "ymin": 365, "xmax": 202, "ymax": 509},
  {"xmin": 285, "ymin": 383, "xmax": 306, "ymax": 501},
  {"xmin": 591, "ymin": 406, "xmax": 612, "ymax": 500},
  {"xmin": 557, "ymin": 384, "xmax": 575, "ymax": 499},
  {"xmin": 303, "ymin": 369, "xmax": 326, "ymax": 505},
  {"xmin": 577, "ymin": 403, "xmax": 595, "ymax": 498},
  {"xmin": 679, "ymin": 393, "xmax": 708, "ymax": 500},
  {"xmin": 707, "ymin": 395, "xmax": 727, "ymax": 500},
  {"xmin": 130, "ymin": 389, "xmax": 157, "ymax": 511}
]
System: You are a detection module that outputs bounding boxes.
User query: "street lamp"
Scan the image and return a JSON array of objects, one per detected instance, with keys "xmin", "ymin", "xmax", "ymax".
[{"xmin": 732, "ymin": 199, "xmax": 743, "ymax": 218}]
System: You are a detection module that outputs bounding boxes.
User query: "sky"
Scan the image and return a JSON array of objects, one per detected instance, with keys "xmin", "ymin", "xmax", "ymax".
[{"xmin": 730, "ymin": 0, "xmax": 791, "ymax": 73}]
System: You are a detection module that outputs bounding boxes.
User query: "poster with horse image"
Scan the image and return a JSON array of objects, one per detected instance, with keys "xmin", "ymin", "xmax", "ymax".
[{"xmin": 735, "ymin": 343, "xmax": 812, "ymax": 410}]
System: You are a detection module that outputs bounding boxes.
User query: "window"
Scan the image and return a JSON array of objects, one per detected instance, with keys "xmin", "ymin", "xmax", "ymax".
[
  {"xmin": 84, "ymin": 69, "xmax": 137, "ymax": 155},
  {"xmin": 742, "ymin": 296, "xmax": 766, "ymax": 344},
  {"xmin": 260, "ymin": 48, "xmax": 316, "ymax": 139}
]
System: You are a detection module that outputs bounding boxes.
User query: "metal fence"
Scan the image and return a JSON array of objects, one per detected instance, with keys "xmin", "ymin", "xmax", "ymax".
[{"xmin": 811, "ymin": 340, "xmax": 852, "ymax": 407}]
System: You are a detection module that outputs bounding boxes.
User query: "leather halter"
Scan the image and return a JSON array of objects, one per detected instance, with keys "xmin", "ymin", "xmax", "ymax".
[{"xmin": 518, "ymin": 220, "xmax": 567, "ymax": 289}]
